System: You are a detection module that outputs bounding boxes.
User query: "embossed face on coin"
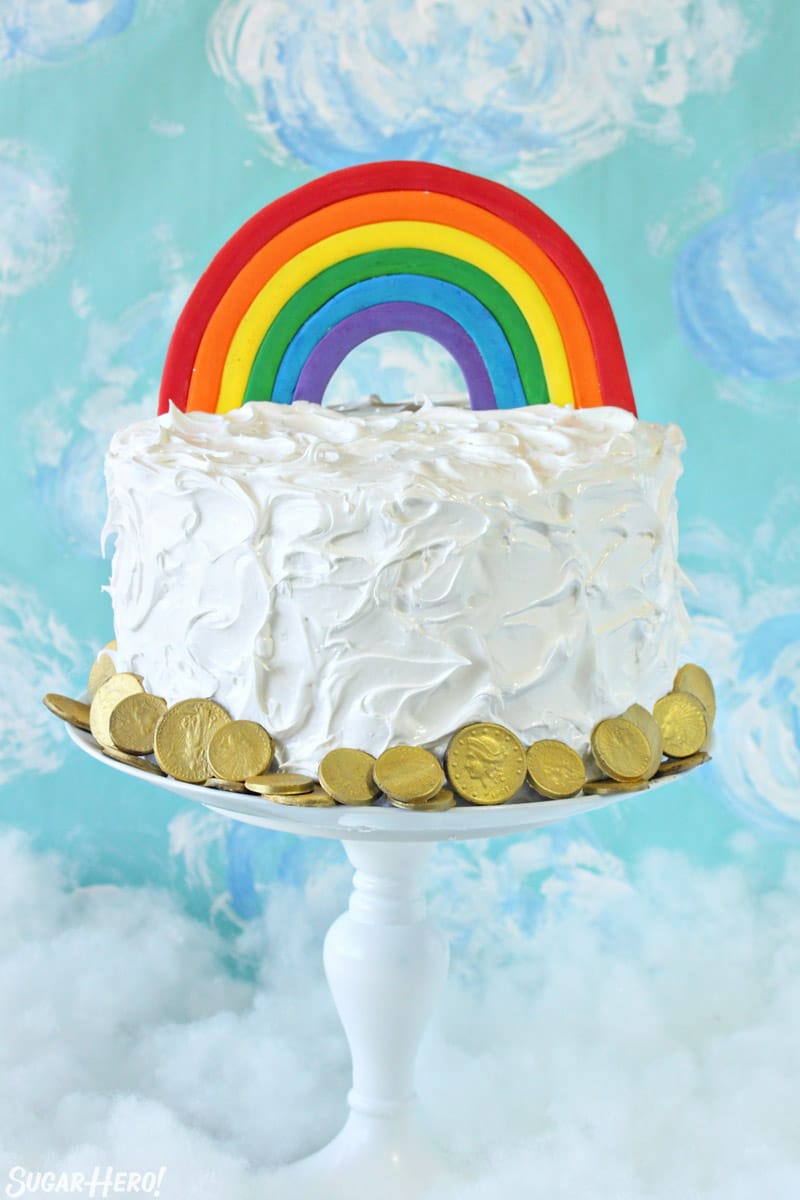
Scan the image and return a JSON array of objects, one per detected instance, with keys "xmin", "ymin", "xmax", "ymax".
[
  {"xmin": 446, "ymin": 724, "xmax": 526, "ymax": 805},
  {"xmin": 653, "ymin": 692, "xmax": 708, "ymax": 759},
  {"xmin": 526, "ymin": 739, "xmax": 586, "ymax": 799}
]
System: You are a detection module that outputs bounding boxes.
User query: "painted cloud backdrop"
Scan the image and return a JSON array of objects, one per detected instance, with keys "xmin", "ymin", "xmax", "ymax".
[
  {"xmin": 0, "ymin": 140, "xmax": 72, "ymax": 297},
  {"xmin": 0, "ymin": 0, "xmax": 136, "ymax": 67},
  {"xmin": 208, "ymin": 0, "xmax": 753, "ymax": 186},
  {"xmin": 1, "ymin": 0, "xmax": 799, "ymax": 1193},
  {"xmin": 675, "ymin": 153, "xmax": 800, "ymax": 381}
]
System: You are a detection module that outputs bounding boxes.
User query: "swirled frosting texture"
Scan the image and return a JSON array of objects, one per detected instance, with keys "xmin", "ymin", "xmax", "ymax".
[{"xmin": 103, "ymin": 402, "xmax": 689, "ymax": 772}]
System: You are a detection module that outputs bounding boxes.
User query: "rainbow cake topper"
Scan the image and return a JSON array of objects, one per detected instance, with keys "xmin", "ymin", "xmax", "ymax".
[{"xmin": 159, "ymin": 161, "xmax": 636, "ymax": 416}]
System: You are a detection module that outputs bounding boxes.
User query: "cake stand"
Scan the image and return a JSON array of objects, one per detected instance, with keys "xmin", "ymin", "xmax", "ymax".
[{"xmin": 66, "ymin": 721, "xmax": 678, "ymax": 1198}]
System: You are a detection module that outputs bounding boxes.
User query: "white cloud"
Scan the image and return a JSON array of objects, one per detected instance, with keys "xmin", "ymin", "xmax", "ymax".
[
  {"xmin": 0, "ymin": 140, "xmax": 73, "ymax": 298},
  {"xmin": 0, "ymin": 581, "xmax": 86, "ymax": 785},
  {"xmin": 0, "ymin": 0, "xmax": 137, "ymax": 69},
  {"xmin": 1, "ymin": 827, "xmax": 799, "ymax": 1196},
  {"xmin": 324, "ymin": 331, "xmax": 466, "ymax": 410},
  {"xmin": 674, "ymin": 152, "xmax": 800, "ymax": 387},
  {"xmin": 24, "ymin": 263, "xmax": 190, "ymax": 556},
  {"xmin": 682, "ymin": 488, "xmax": 800, "ymax": 836},
  {"xmin": 207, "ymin": 0, "xmax": 753, "ymax": 187}
]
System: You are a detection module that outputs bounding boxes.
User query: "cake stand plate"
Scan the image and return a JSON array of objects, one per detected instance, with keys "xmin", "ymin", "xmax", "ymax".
[{"xmin": 66, "ymin": 722, "xmax": 677, "ymax": 1198}]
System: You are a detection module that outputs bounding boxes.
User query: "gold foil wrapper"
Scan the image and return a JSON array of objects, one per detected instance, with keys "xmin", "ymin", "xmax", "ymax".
[
  {"xmin": 319, "ymin": 748, "xmax": 380, "ymax": 805},
  {"xmin": 89, "ymin": 673, "xmax": 145, "ymax": 750},
  {"xmin": 101, "ymin": 745, "xmax": 165, "ymax": 775},
  {"xmin": 655, "ymin": 751, "xmax": 711, "ymax": 778},
  {"xmin": 244, "ymin": 772, "xmax": 316, "ymax": 796},
  {"xmin": 526, "ymin": 739, "xmax": 586, "ymax": 799},
  {"xmin": 590, "ymin": 717, "xmax": 651, "ymax": 782},
  {"xmin": 445, "ymin": 723, "xmax": 526, "ymax": 805},
  {"xmin": 263, "ymin": 785, "xmax": 337, "ymax": 808},
  {"xmin": 582, "ymin": 777, "xmax": 650, "ymax": 796},
  {"xmin": 388, "ymin": 788, "xmax": 457, "ymax": 812},
  {"xmin": 153, "ymin": 698, "xmax": 231, "ymax": 784},
  {"xmin": 42, "ymin": 693, "xmax": 92, "ymax": 732},
  {"xmin": 373, "ymin": 745, "xmax": 445, "ymax": 803},
  {"xmin": 109, "ymin": 692, "xmax": 167, "ymax": 756},
  {"xmin": 87, "ymin": 641, "xmax": 116, "ymax": 700},
  {"xmin": 674, "ymin": 663, "xmax": 716, "ymax": 730},
  {"xmin": 653, "ymin": 692, "xmax": 708, "ymax": 758},
  {"xmin": 207, "ymin": 720, "xmax": 274, "ymax": 782}
]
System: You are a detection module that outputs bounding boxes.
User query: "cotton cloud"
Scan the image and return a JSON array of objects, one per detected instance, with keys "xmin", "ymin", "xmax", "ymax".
[
  {"xmin": 0, "ymin": 0, "xmax": 136, "ymax": 68},
  {"xmin": 682, "ymin": 487, "xmax": 800, "ymax": 837},
  {"xmin": 0, "ymin": 580, "xmax": 85, "ymax": 785},
  {"xmin": 674, "ymin": 152, "xmax": 800, "ymax": 381},
  {"xmin": 207, "ymin": 0, "xmax": 752, "ymax": 187},
  {"xmin": 0, "ymin": 141, "xmax": 73, "ymax": 298},
  {"xmin": 1, "ymin": 826, "xmax": 799, "ymax": 1197}
]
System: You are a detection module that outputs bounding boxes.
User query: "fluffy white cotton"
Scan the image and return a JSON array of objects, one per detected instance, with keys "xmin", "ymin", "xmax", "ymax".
[
  {"xmin": 1, "ymin": 825, "xmax": 799, "ymax": 1198},
  {"xmin": 207, "ymin": 0, "xmax": 753, "ymax": 186}
]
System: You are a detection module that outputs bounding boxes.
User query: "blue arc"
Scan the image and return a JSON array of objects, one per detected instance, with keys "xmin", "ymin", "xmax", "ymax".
[{"xmin": 271, "ymin": 274, "xmax": 526, "ymax": 408}]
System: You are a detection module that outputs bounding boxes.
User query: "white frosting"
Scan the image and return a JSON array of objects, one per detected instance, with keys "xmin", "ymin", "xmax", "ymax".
[{"xmin": 103, "ymin": 401, "xmax": 689, "ymax": 772}]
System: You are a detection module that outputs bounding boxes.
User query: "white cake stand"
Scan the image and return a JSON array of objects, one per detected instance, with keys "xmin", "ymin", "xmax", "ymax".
[{"xmin": 66, "ymin": 722, "xmax": 679, "ymax": 1198}]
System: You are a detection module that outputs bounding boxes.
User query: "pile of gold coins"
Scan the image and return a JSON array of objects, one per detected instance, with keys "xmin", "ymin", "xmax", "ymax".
[{"xmin": 43, "ymin": 643, "xmax": 713, "ymax": 811}]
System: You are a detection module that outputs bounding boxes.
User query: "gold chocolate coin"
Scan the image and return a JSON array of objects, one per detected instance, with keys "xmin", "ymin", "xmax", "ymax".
[
  {"xmin": 109, "ymin": 692, "xmax": 167, "ymax": 755},
  {"xmin": 674, "ymin": 663, "xmax": 716, "ymax": 729},
  {"xmin": 446, "ymin": 723, "xmax": 526, "ymax": 805},
  {"xmin": 653, "ymin": 692, "xmax": 708, "ymax": 758},
  {"xmin": 319, "ymin": 748, "xmax": 379, "ymax": 805},
  {"xmin": 591, "ymin": 717, "xmax": 651, "ymax": 782},
  {"xmin": 88, "ymin": 641, "xmax": 117, "ymax": 700},
  {"xmin": 655, "ymin": 751, "xmax": 711, "ymax": 778},
  {"xmin": 244, "ymin": 772, "xmax": 316, "ymax": 796},
  {"xmin": 207, "ymin": 720, "xmax": 274, "ymax": 782},
  {"xmin": 582, "ymin": 777, "xmax": 650, "ymax": 796},
  {"xmin": 42, "ymin": 693, "xmax": 92, "ymax": 732},
  {"xmin": 153, "ymin": 698, "xmax": 231, "ymax": 784},
  {"xmin": 373, "ymin": 745, "xmax": 445, "ymax": 803},
  {"xmin": 90, "ymin": 673, "xmax": 145, "ymax": 749},
  {"xmin": 204, "ymin": 777, "xmax": 248, "ymax": 793},
  {"xmin": 526, "ymin": 740, "xmax": 586, "ymax": 799},
  {"xmin": 621, "ymin": 704, "xmax": 664, "ymax": 780},
  {"xmin": 263, "ymin": 785, "xmax": 336, "ymax": 807},
  {"xmin": 389, "ymin": 788, "xmax": 457, "ymax": 812},
  {"xmin": 101, "ymin": 745, "xmax": 164, "ymax": 775}
]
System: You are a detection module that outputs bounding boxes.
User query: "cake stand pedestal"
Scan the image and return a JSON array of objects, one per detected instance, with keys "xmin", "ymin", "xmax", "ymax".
[{"xmin": 66, "ymin": 723, "xmax": 672, "ymax": 1198}]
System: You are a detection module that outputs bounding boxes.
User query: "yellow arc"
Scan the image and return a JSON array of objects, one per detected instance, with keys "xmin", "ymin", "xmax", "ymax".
[{"xmin": 216, "ymin": 221, "xmax": 574, "ymax": 413}]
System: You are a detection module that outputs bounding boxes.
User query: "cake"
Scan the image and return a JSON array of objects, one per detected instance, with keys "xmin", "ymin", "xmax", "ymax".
[
  {"xmin": 97, "ymin": 160, "xmax": 695, "ymax": 784},
  {"xmin": 102, "ymin": 399, "xmax": 688, "ymax": 775}
]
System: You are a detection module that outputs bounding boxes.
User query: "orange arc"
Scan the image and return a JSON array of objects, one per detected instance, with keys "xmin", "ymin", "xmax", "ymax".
[{"xmin": 186, "ymin": 191, "xmax": 602, "ymax": 414}]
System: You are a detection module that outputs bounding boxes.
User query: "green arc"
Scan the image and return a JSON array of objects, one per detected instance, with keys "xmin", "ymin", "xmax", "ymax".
[{"xmin": 243, "ymin": 248, "xmax": 550, "ymax": 406}]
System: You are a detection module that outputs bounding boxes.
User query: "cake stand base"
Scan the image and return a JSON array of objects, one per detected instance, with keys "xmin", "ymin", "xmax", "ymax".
[
  {"xmin": 275, "ymin": 840, "xmax": 454, "ymax": 1197},
  {"xmin": 65, "ymin": 721, "xmax": 684, "ymax": 1196},
  {"xmin": 277, "ymin": 1110, "xmax": 452, "ymax": 1199}
]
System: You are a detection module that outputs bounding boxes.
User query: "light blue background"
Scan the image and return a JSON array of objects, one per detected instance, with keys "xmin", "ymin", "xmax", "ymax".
[{"xmin": 1, "ymin": 0, "xmax": 798, "ymax": 922}]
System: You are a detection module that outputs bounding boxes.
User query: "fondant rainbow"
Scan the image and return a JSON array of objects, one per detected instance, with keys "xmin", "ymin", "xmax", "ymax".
[{"xmin": 159, "ymin": 162, "xmax": 636, "ymax": 415}]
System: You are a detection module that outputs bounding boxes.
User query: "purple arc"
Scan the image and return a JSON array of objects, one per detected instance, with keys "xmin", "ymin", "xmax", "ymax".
[{"xmin": 292, "ymin": 301, "xmax": 496, "ymax": 410}]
